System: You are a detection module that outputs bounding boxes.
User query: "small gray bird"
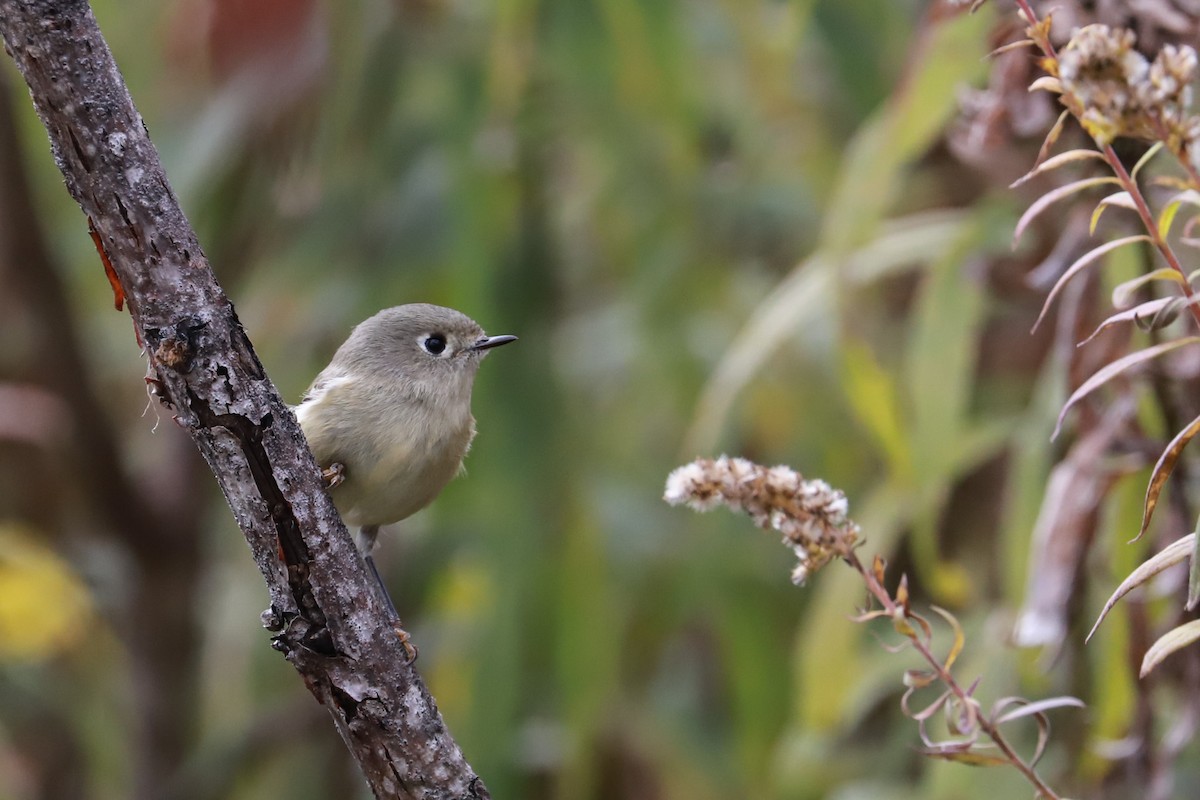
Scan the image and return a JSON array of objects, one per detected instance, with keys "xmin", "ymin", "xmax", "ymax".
[{"xmin": 295, "ymin": 304, "xmax": 516, "ymax": 624}]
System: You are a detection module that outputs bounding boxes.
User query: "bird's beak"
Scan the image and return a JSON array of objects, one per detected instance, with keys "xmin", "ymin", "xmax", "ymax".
[{"xmin": 470, "ymin": 334, "xmax": 518, "ymax": 352}]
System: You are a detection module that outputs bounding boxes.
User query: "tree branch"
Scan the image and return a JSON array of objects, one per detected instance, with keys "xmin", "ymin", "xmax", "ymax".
[{"xmin": 0, "ymin": 2, "xmax": 489, "ymax": 797}]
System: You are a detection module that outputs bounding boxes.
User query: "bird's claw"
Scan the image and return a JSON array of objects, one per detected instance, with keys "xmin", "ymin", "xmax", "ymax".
[
  {"xmin": 322, "ymin": 462, "xmax": 346, "ymax": 489},
  {"xmin": 396, "ymin": 625, "xmax": 418, "ymax": 664}
]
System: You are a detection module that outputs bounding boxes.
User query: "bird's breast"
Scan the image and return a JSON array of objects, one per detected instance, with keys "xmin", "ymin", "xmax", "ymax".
[{"xmin": 323, "ymin": 388, "xmax": 476, "ymax": 527}]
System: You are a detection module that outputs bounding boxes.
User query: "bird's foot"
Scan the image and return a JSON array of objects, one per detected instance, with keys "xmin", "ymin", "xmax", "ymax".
[
  {"xmin": 321, "ymin": 462, "xmax": 346, "ymax": 489},
  {"xmin": 395, "ymin": 625, "xmax": 419, "ymax": 664}
]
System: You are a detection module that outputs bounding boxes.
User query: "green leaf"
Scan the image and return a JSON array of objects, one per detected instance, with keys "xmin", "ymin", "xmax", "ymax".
[
  {"xmin": 820, "ymin": 8, "xmax": 991, "ymax": 255},
  {"xmin": 843, "ymin": 339, "xmax": 911, "ymax": 478},
  {"xmin": 683, "ymin": 211, "xmax": 970, "ymax": 454}
]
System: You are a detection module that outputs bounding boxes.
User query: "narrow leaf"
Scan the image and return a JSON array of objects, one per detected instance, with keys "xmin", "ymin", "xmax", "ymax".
[
  {"xmin": 1034, "ymin": 110, "xmax": 1070, "ymax": 168},
  {"xmin": 1151, "ymin": 175, "xmax": 1193, "ymax": 191},
  {"xmin": 1190, "ymin": 514, "xmax": 1200, "ymax": 611},
  {"xmin": 1090, "ymin": 191, "xmax": 1136, "ymax": 235},
  {"xmin": 1086, "ymin": 534, "xmax": 1194, "ymax": 642},
  {"xmin": 903, "ymin": 668, "xmax": 937, "ymax": 690},
  {"xmin": 1111, "ymin": 267, "xmax": 1186, "ymax": 309},
  {"xmin": 1142, "ymin": 619, "xmax": 1200, "ymax": 677},
  {"xmin": 1138, "ymin": 296, "xmax": 1185, "ymax": 333},
  {"xmin": 1130, "ymin": 141, "xmax": 1164, "ymax": 181},
  {"xmin": 910, "ymin": 689, "xmax": 952, "ymax": 722},
  {"xmin": 1010, "ymin": 149, "xmax": 1105, "ymax": 188},
  {"xmin": 1032, "ymin": 235, "xmax": 1151, "ymax": 332},
  {"xmin": 943, "ymin": 693, "xmax": 981, "ymax": 737},
  {"xmin": 1137, "ymin": 413, "xmax": 1200, "ymax": 541},
  {"xmin": 1159, "ymin": 189, "xmax": 1200, "ymax": 239},
  {"xmin": 1054, "ymin": 337, "xmax": 1200, "ymax": 440},
  {"xmin": 987, "ymin": 39, "xmax": 1035, "ymax": 58},
  {"xmin": 1015, "ymin": 177, "xmax": 1119, "ymax": 246},
  {"xmin": 1079, "ymin": 297, "xmax": 1174, "ymax": 345},
  {"xmin": 930, "ymin": 605, "xmax": 965, "ymax": 672},
  {"xmin": 1029, "ymin": 76, "xmax": 1063, "ymax": 93},
  {"xmin": 921, "ymin": 748, "xmax": 1011, "ymax": 767},
  {"xmin": 990, "ymin": 696, "xmax": 1053, "ymax": 765},
  {"xmin": 993, "ymin": 696, "xmax": 1085, "ymax": 724}
]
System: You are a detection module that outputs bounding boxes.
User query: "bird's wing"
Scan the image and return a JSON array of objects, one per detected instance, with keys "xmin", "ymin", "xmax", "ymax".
[{"xmin": 297, "ymin": 372, "xmax": 351, "ymax": 408}]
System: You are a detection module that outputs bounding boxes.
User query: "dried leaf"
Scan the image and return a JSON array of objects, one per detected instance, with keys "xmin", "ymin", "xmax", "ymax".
[
  {"xmin": 1015, "ymin": 401, "xmax": 1134, "ymax": 648},
  {"xmin": 993, "ymin": 695, "xmax": 1085, "ymax": 724},
  {"xmin": 944, "ymin": 693, "xmax": 980, "ymax": 736},
  {"xmin": 1141, "ymin": 619, "xmax": 1200, "ymax": 677},
  {"xmin": 1137, "ymin": 296, "xmax": 1185, "ymax": 333},
  {"xmin": 1189, "ymin": 518, "xmax": 1200, "ymax": 611},
  {"xmin": 1090, "ymin": 191, "xmax": 1137, "ymax": 235},
  {"xmin": 987, "ymin": 39, "xmax": 1035, "ymax": 58},
  {"xmin": 991, "ymin": 697, "xmax": 1050, "ymax": 764},
  {"xmin": 921, "ymin": 748, "xmax": 1010, "ymax": 767},
  {"xmin": 1053, "ymin": 337, "xmax": 1200, "ymax": 440},
  {"xmin": 1014, "ymin": 177, "xmax": 1119, "ymax": 246},
  {"xmin": 908, "ymin": 609, "xmax": 933, "ymax": 641},
  {"xmin": 930, "ymin": 605, "xmax": 965, "ymax": 672},
  {"xmin": 1034, "ymin": 110, "xmax": 1070, "ymax": 168},
  {"xmin": 1031, "ymin": 235, "xmax": 1151, "ymax": 332},
  {"xmin": 1078, "ymin": 297, "xmax": 1174, "ymax": 345},
  {"xmin": 1010, "ymin": 149, "xmax": 1105, "ymax": 188},
  {"xmin": 1087, "ymin": 534, "xmax": 1194, "ymax": 642},
  {"xmin": 1111, "ymin": 267, "xmax": 1186, "ymax": 309},
  {"xmin": 1137, "ymin": 413, "xmax": 1200, "ymax": 542},
  {"xmin": 908, "ymin": 687, "xmax": 951, "ymax": 721},
  {"xmin": 1151, "ymin": 175, "xmax": 1193, "ymax": 191},
  {"xmin": 893, "ymin": 615, "xmax": 918, "ymax": 638},
  {"xmin": 1131, "ymin": 141, "xmax": 1164, "ymax": 181},
  {"xmin": 1028, "ymin": 75, "xmax": 1063, "ymax": 93}
]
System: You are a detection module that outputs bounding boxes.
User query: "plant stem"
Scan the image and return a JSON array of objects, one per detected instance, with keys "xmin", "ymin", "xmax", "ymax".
[{"xmin": 842, "ymin": 549, "xmax": 1062, "ymax": 799}]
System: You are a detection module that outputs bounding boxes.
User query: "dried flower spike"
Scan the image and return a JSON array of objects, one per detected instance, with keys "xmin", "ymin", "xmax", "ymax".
[
  {"xmin": 663, "ymin": 456, "xmax": 860, "ymax": 584},
  {"xmin": 1057, "ymin": 24, "xmax": 1200, "ymax": 156}
]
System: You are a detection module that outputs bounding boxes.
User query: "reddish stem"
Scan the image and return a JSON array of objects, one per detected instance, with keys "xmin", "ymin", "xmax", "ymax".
[
  {"xmin": 1014, "ymin": 0, "xmax": 1200, "ymax": 332},
  {"xmin": 842, "ymin": 549, "xmax": 1062, "ymax": 799}
]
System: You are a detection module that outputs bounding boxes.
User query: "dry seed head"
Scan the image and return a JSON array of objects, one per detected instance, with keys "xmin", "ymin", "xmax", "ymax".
[
  {"xmin": 1057, "ymin": 24, "xmax": 1200, "ymax": 150},
  {"xmin": 663, "ymin": 456, "xmax": 860, "ymax": 585}
]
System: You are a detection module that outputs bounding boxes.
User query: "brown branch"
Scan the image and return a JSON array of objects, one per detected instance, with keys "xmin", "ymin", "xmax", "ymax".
[{"xmin": 0, "ymin": 2, "xmax": 489, "ymax": 798}]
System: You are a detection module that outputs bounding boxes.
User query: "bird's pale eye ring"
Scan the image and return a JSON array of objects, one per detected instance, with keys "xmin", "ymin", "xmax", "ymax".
[{"xmin": 422, "ymin": 334, "xmax": 448, "ymax": 355}]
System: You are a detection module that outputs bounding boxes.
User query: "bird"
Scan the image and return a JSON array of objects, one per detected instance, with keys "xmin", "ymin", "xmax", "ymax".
[{"xmin": 295, "ymin": 303, "xmax": 516, "ymax": 647}]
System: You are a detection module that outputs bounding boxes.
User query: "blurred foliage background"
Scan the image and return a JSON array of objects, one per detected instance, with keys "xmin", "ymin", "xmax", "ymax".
[{"xmin": 4, "ymin": 0, "xmax": 1200, "ymax": 798}]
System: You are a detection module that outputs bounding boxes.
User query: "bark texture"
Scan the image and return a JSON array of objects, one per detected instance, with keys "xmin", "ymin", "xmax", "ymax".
[{"xmin": 0, "ymin": 2, "xmax": 488, "ymax": 797}]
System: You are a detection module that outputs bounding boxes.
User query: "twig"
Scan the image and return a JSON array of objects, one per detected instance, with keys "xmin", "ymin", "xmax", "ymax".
[{"xmin": 0, "ymin": 2, "xmax": 488, "ymax": 797}]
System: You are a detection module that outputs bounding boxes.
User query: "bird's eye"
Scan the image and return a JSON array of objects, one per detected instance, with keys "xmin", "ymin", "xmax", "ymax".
[{"xmin": 423, "ymin": 334, "xmax": 447, "ymax": 355}]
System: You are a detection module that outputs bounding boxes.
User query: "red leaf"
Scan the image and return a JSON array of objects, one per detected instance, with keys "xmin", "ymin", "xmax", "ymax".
[{"xmin": 88, "ymin": 217, "xmax": 124, "ymax": 311}]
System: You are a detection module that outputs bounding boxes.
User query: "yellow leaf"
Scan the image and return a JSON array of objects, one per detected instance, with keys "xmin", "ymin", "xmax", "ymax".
[{"xmin": 0, "ymin": 525, "xmax": 92, "ymax": 661}]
